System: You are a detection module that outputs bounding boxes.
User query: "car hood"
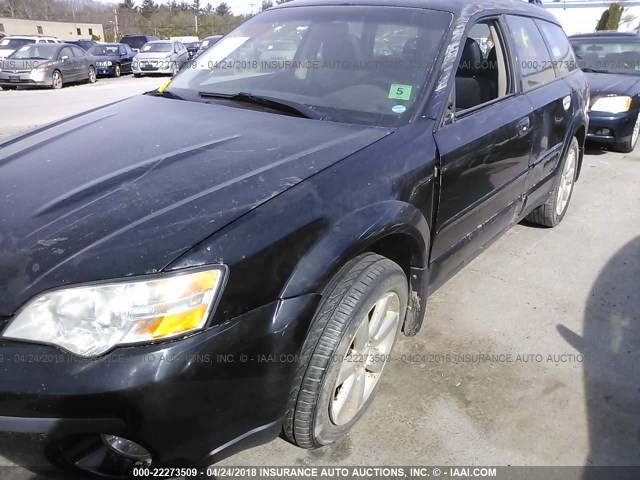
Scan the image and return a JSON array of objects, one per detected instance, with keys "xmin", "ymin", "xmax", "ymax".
[
  {"xmin": 135, "ymin": 51, "xmax": 172, "ymax": 60},
  {"xmin": 585, "ymin": 72, "xmax": 640, "ymax": 99},
  {"xmin": 0, "ymin": 94, "xmax": 392, "ymax": 315}
]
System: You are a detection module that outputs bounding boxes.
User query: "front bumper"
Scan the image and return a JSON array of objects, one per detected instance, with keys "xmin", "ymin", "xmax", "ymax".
[
  {"xmin": 132, "ymin": 60, "xmax": 175, "ymax": 75},
  {"xmin": 96, "ymin": 65, "xmax": 117, "ymax": 76},
  {"xmin": 587, "ymin": 110, "xmax": 639, "ymax": 144},
  {"xmin": 0, "ymin": 294, "xmax": 320, "ymax": 478},
  {"xmin": 0, "ymin": 70, "xmax": 51, "ymax": 87}
]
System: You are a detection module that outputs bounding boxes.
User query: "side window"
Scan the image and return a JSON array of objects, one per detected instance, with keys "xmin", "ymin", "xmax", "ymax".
[
  {"xmin": 505, "ymin": 15, "xmax": 556, "ymax": 91},
  {"xmin": 59, "ymin": 47, "xmax": 72, "ymax": 59},
  {"xmin": 453, "ymin": 19, "xmax": 513, "ymax": 113},
  {"xmin": 536, "ymin": 20, "xmax": 577, "ymax": 76},
  {"xmin": 119, "ymin": 46, "xmax": 126, "ymax": 55},
  {"xmin": 71, "ymin": 46, "xmax": 85, "ymax": 57}
]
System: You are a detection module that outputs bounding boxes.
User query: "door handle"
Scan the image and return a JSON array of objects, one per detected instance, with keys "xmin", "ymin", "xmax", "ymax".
[{"xmin": 516, "ymin": 117, "xmax": 530, "ymax": 137}]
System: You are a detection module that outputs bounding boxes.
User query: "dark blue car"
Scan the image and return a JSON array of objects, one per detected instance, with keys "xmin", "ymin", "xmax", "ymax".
[
  {"xmin": 89, "ymin": 43, "xmax": 135, "ymax": 77},
  {"xmin": 570, "ymin": 32, "xmax": 640, "ymax": 153}
]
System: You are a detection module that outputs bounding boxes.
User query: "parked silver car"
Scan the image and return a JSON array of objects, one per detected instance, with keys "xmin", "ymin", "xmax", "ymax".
[
  {"xmin": 132, "ymin": 40, "xmax": 189, "ymax": 76},
  {"xmin": 0, "ymin": 43, "xmax": 96, "ymax": 90}
]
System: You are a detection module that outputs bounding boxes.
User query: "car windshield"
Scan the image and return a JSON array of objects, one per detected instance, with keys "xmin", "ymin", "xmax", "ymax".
[
  {"xmin": 90, "ymin": 45, "xmax": 120, "ymax": 56},
  {"xmin": 8, "ymin": 44, "xmax": 58, "ymax": 59},
  {"xmin": 0, "ymin": 38, "xmax": 35, "ymax": 49},
  {"xmin": 571, "ymin": 38, "xmax": 640, "ymax": 74},
  {"xmin": 140, "ymin": 43, "xmax": 172, "ymax": 53},
  {"xmin": 168, "ymin": 6, "xmax": 452, "ymax": 127}
]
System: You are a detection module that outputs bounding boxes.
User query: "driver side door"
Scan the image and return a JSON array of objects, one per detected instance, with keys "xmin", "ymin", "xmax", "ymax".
[
  {"xmin": 58, "ymin": 47, "xmax": 77, "ymax": 81},
  {"xmin": 430, "ymin": 17, "xmax": 534, "ymax": 288}
]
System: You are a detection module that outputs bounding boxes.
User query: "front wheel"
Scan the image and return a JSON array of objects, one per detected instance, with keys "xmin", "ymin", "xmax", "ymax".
[
  {"xmin": 614, "ymin": 113, "xmax": 640, "ymax": 153},
  {"xmin": 87, "ymin": 66, "xmax": 97, "ymax": 83},
  {"xmin": 52, "ymin": 70, "xmax": 63, "ymax": 89},
  {"xmin": 114, "ymin": 64, "xmax": 121, "ymax": 78},
  {"xmin": 526, "ymin": 136, "xmax": 579, "ymax": 227},
  {"xmin": 283, "ymin": 253, "xmax": 408, "ymax": 449}
]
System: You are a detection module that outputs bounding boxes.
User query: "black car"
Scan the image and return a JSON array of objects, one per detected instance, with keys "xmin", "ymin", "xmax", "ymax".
[
  {"xmin": 570, "ymin": 32, "xmax": 640, "ymax": 152},
  {"xmin": 120, "ymin": 34, "xmax": 159, "ymax": 53},
  {"xmin": 185, "ymin": 41, "xmax": 201, "ymax": 58},
  {"xmin": 196, "ymin": 34, "xmax": 222, "ymax": 56},
  {"xmin": 0, "ymin": 0, "xmax": 586, "ymax": 478},
  {"xmin": 67, "ymin": 39, "xmax": 98, "ymax": 52},
  {"xmin": 89, "ymin": 43, "xmax": 136, "ymax": 77}
]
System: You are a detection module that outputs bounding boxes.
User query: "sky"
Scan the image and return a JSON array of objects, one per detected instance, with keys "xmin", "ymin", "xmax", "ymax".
[{"xmin": 94, "ymin": 0, "xmax": 258, "ymax": 16}]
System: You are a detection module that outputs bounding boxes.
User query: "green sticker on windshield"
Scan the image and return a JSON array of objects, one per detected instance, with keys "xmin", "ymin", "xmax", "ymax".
[{"xmin": 389, "ymin": 84, "xmax": 412, "ymax": 101}]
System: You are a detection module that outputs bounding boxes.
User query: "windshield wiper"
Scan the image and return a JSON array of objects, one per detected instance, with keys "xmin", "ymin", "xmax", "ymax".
[
  {"xmin": 582, "ymin": 68, "xmax": 609, "ymax": 73},
  {"xmin": 144, "ymin": 89, "xmax": 184, "ymax": 100},
  {"xmin": 198, "ymin": 91, "xmax": 329, "ymax": 120}
]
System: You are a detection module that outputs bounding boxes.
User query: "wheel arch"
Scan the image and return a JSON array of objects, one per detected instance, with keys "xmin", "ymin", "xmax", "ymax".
[{"xmin": 281, "ymin": 200, "xmax": 431, "ymax": 336}]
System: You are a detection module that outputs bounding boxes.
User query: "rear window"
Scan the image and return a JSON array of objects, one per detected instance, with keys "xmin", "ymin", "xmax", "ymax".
[
  {"xmin": 505, "ymin": 15, "xmax": 556, "ymax": 91},
  {"xmin": 536, "ymin": 20, "xmax": 577, "ymax": 76},
  {"xmin": 0, "ymin": 38, "xmax": 35, "ymax": 49},
  {"xmin": 122, "ymin": 36, "xmax": 149, "ymax": 50}
]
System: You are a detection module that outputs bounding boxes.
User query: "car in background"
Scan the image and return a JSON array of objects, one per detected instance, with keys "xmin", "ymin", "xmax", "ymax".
[
  {"xmin": 132, "ymin": 40, "xmax": 189, "ymax": 76},
  {"xmin": 570, "ymin": 32, "xmax": 640, "ymax": 153},
  {"xmin": 120, "ymin": 34, "xmax": 159, "ymax": 53},
  {"xmin": 260, "ymin": 39, "xmax": 298, "ymax": 63},
  {"xmin": 67, "ymin": 39, "xmax": 98, "ymax": 51},
  {"xmin": 0, "ymin": 33, "xmax": 5, "ymax": 41},
  {"xmin": 196, "ymin": 35, "xmax": 222, "ymax": 56},
  {"xmin": 0, "ymin": 36, "xmax": 62, "ymax": 60},
  {"xmin": 0, "ymin": 43, "xmax": 96, "ymax": 90},
  {"xmin": 89, "ymin": 43, "xmax": 135, "ymax": 77},
  {"xmin": 185, "ymin": 41, "xmax": 201, "ymax": 58}
]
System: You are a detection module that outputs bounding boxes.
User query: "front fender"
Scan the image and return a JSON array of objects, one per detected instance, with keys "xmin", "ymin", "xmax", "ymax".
[{"xmin": 281, "ymin": 200, "xmax": 430, "ymax": 335}]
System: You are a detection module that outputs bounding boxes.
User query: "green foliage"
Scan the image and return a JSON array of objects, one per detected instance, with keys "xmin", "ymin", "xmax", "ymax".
[
  {"xmin": 261, "ymin": 0, "xmax": 274, "ymax": 11},
  {"xmin": 215, "ymin": 2, "xmax": 231, "ymax": 16},
  {"xmin": 596, "ymin": 3, "xmax": 624, "ymax": 31}
]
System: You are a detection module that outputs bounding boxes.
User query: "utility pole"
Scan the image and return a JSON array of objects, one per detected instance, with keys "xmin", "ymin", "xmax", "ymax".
[
  {"xmin": 114, "ymin": 8, "xmax": 119, "ymax": 37},
  {"xmin": 195, "ymin": 15, "xmax": 199, "ymax": 35}
]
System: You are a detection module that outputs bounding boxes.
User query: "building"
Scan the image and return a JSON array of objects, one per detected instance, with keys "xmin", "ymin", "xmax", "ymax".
[{"xmin": 0, "ymin": 17, "xmax": 104, "ymax": 41}]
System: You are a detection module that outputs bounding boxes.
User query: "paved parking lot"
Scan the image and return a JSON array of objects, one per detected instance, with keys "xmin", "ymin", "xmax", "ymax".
[{"xmin": 1, "ymin": 79, "xmax": 639, "ymax": 479}]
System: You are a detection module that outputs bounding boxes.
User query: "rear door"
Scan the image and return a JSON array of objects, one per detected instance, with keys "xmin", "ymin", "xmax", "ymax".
[
  {"xmin": 430, "ymin": 17, "xmax": 534, "ymax": 286},
  {"xmin": 504, "ymin": 15, "xmax": 573, "ymax": 194}
]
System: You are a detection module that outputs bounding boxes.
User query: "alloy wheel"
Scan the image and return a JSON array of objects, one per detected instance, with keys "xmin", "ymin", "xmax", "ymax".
[
  {"xmin": 330, "ymin": 291, "xmax": 400, "ymax": 426},
  {"xmin": 556, "ymin": 147, "xmax": 577, "ymax": 216}
]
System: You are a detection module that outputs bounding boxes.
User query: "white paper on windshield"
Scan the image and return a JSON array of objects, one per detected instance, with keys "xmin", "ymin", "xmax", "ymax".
[{"xmin": 194, "ymin": 36, "xmax": 250, "ymax": 70}]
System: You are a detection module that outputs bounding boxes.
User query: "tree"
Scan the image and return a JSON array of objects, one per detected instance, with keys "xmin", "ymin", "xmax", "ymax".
[
  {"xmin": 276, "ymin": 0, "xmax": 293, "ymax": 3},
  {"xmin": 596, "ymin": 3, "xmax": 624, "ymax": 31},
  {"xmin": 260, "ymin": 0, "xmax": 273, "ymax": 11},
  {"xmin": 192, "ymin": 0, "xmax": 201, "ymax": 13},
  {"xmin": 140, "ymin": 0, "xmax": 158, "ymax": 19},
  {"xmin": 119, "ymin": 0, "xmax": 136, "ymax": 9},
  {"xmin": 215, "ymin": 1, "xmax": 230, "ymax": 16}
]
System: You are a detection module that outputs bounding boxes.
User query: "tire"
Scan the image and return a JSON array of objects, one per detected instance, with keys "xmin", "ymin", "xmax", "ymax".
[
  {"xmin": 114, "ymin": 64, "xmax": 121, "ymax": 78},
  {"xmin": 170, "ymin": 62, "xmax": 178, "ymax": 76},
  {"xmin": 87, "ymin": 66, "xmax": 97, "ymax": 84},
  {"xmin": 526, "ymin": 136, "xmax": 579, "ymax": 228},
  {"xmin": 283, "ymin": 253, "xmax": 408, "ymax": 449},
  {"xmin": 134, "ymin": 73, "xmax": 141, "ymax": 78},
  {"xmin": 52, "ymin": 70, "xmax": 63, "ymax": 89},
  {"xmin": 614, "ymin": 113, "xmax": 640, "ymax": 153}
]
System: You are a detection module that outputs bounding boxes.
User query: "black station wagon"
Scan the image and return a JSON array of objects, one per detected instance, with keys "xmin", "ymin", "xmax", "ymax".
[{"xmin": 0, "ymin": 0, "xmax": 587, "ymax": 478}]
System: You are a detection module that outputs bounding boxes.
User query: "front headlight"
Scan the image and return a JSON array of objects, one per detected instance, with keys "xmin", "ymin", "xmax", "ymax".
[
  {"xmin": 591, "ymin": 95, "xmax": 632, "ymax": 113},
  {"xmin": 2, "ymin": 267, "xmax": 226, "ymax": 357}
]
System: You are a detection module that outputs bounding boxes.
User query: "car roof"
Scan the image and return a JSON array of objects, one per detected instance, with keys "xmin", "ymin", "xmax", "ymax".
[{"xmin": 273, "ymin": 0, "xmax": 559, "ymax": 23}]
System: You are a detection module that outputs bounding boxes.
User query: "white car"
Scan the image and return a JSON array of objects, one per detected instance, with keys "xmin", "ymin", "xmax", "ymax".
[{"xmin": 0, "ymin": 36, "xmax": 62, "ymax": 60}]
